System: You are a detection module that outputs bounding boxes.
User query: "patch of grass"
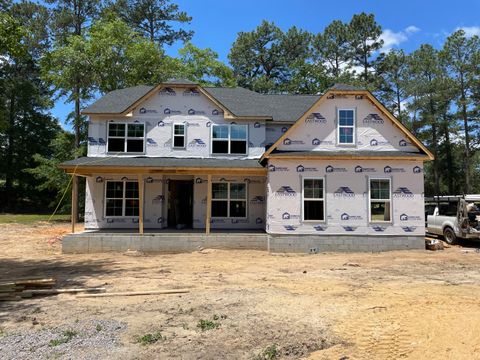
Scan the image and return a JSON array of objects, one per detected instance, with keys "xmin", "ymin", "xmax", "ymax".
[
  {"xmin": 135, "ymin": 331, "xmax": 165, "ymax": 345},
  {"xmin": 0, "ymin": 214, "xmax": 70, "ymax": 224},
  {"xmin": 49, "ymin": 330, "xmax": 78, "ymax": 347},
  {"xmin": 253, "ymin": 344, "xmax": 278, "ymax": 360},
  {"xmin": 0, "ymin": 328, "xmax": 6, "ymax": 338},
  {"xmin": 96, "ymin": 324, "xmax": 102, "ymax": 332},
  {"xmin": 197, "ymin": 319, "xmax": 220, "ymax": 331}
]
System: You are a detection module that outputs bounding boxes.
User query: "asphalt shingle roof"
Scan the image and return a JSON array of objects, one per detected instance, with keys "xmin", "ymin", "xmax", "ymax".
[
  {"xmin": 83, "ymin": 85, "xmax": 154, "ymax": 114},
  {"xmin": 60, "ymin": 157, "xmax": 263, "ymax": 169}
]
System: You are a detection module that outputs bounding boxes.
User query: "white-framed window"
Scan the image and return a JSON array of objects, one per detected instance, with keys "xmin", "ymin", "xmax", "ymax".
[
  {"xmin": 211, "ymin": 182, "xmax": 247, "ymax": 218},
  {"xmin": 302, "ymin": 177, "xmax": 325, "ymax": 221},
  {"xmin": 211, "ymin": 124, "xmax": 248, "ymax": 154},
  {"xmin": 369, "ymin": 178, "xmax": 391, "ymax": 222},
  {"xmin": 107, "ymin": 122, "xmax": 145, "ymax": 153},
  {"xmin": 172, "ymin": 123, "xmax": 186, "ymax": 148},
  {"xmin": 105, "ymin": 180, "xmax": 139, "ymax": 217},
  {"xmin": 337, "ymin": 109, "xmax": 355, "ymax": 145}
]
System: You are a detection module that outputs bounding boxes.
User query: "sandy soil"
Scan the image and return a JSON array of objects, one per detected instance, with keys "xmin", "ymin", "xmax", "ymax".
[{"xmin": 1, "ymin": 222, "xmax": 480, "ymax": 359}]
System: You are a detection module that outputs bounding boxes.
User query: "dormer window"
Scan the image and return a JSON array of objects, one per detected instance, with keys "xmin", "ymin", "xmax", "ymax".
[
  {"xmin": 338, "ymin": 109, "xmax": 355, "ymax": 145},
  {"xmin": 107, "ymin": 123, "xmax": 145, "ymax": 153},
  {"xmin": 211, "ymin": 124, "xmax": 248, "ymax": 155}
]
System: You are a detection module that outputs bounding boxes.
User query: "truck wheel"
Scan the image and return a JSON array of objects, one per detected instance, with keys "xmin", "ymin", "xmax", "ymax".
[{"xmin": 443, "ymin": 227, "xmax": 457, "ymax": 245}]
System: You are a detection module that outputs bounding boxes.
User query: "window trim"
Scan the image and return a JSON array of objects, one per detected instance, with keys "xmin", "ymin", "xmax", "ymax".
[
  {"xmin": 172, "ymin": 122, "xmax": 187, "ymax": 149},
  {"xmin": 106, "ymin": 122, "xmax": 146, "ymax": 154},
  {"xmin": 104, "ymin": 180, "xmax": 140, "ymax": 218},
  {"xmin": 337, "ymin": 108, "xmax": 356, "ymax": 146},
  {"xmin": 368, "ymin": 177, "xmax": 392, "ymax": 224},
  {"xmin": 210, "ymin": 124, "xmax": 248, "ymax": 155},
  {"xmin": 301, "ymin": 176, "xmax": 326, "ymax": 223},
  {"xmin": 211, "ymin": 181, "xmax": 248, "ymax": 219}
]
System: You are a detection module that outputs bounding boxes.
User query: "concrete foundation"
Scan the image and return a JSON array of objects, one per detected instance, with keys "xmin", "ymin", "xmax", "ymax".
[{"xmin": 267, "ymin": 234, "xmax": 425, "ymax": 253}]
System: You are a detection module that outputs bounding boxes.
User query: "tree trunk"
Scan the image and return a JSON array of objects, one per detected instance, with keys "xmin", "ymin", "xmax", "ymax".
[
  {"xmin": 460, "ymin": 82, "xmax": 470, "ymax": 193},
  {"xmin": 5, "ymin": 91, "xmax": 15, "ymax": 210},
  {"xmin": 443, "ymin": 118, "xmax": 454, "ymax": 194}
]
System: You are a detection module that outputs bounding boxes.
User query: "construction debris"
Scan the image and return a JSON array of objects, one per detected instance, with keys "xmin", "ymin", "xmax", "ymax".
[
  {"xmin": 77, "ymin": 289, "xmax": 190, "ymax": 298},
  {"xmin": 0, "ymin": 277, "xmax": 105, "ymax": 301},
  {"xmin": 425, "ymin": 239, "xmax": 444, "ymax": 251}
]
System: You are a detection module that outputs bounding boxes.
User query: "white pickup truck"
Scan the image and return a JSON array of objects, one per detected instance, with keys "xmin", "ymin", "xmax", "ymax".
[{"xmin": 426, "ymin": 196, "xmax": 480, "ymax": 244}]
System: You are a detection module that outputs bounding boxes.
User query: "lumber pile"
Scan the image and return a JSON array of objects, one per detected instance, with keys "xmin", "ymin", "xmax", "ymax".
[{"xmin": 0, "ymin": 277, "xmax": 105, "ymax": 301}]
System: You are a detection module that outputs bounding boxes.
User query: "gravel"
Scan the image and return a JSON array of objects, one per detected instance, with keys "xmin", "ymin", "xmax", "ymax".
[{"xmin": 0, "ymin": 319, "xmax": 127, "ymax": 360}]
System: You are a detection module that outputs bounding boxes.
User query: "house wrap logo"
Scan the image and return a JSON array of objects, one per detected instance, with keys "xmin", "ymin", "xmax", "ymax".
[
  {"xmin": 268, "ymin": 164, "xmax": 289, "ymax": 172},
  {"xmin": 188, "ymin": 139, "xmax": 207, "ymax": 147},
  {"xmin": 313, "ymin": 225, "xmax": 326, "ymax": 231},
  {"xmin": 370, "ymin": 138, "xmax": 389, "ymax": 146},
  {"xmin": 163, "ymin": 108, "xmax": 181, "ymax": 115},
  {"xmin": 400, "ymin": 213, "xmax": 422, "ymax": 221},
  {"xmin": 256, "ymin": 217, "xmax": 263, "ymax": 224},
  {"xmin": 152, "ymin": 195, "xmax": 164, "ymax": 204},
  {"xmin": 399, "ymin": 139, "xmax": 413, "ymax": 147},
  {"xmin": 393, "ymin": 187, "xmax": 414, "ymax": 198},
  {"xmin": 250, "ymin": 196, "xmax": 265, "ymax": 205},
  {"xmin": 284, "ymin": 225, "xmax": 297, "ymax": 231},
  {"xmin": 384, "ymin": 165, "xmax": 405, "ymax": 173},
  {"xmin": 283, "ymin": 138, "xmax": 304, "ymax": 145},
  {"xmin": 341, "ymin": 213, "xmax": 363, "ymax": 221},
  {"xmin": 231, "ymin": 219, "xmax": 248, "ymax": 224},
  {"xmin": 363, "ymin": 114, "xmax": 384, "ymax": 124},
  {"xmin": 282, "ymin": 212, "xmax": 300, "ymax": 220},
  {"xmin": 305, "ymin": 112, "xmax": 327, "ymax": 124},
  {"xmin": 296, "ymin": 164, "xmax": 317, "ymax": 172},
  {"xmin": 146, "ymin": 138, "xmax": 158, "ymax": 146},
  {"xmin": 254, "ymin": 122, "xmax": 261, "ymax": 128},
  {"xmin": 372, "ymin": 225, "xmax": 386, "ymax": 232},
  {"xmin": 343, "ymin": 226, "xmax": 357, "ymax": 232},
  {"xmin": 188, "ymin": 108, "xmax": 206, "ymax": 115},
  {"xmin": 159, "ymin": 87, "xmax": 176, "ymax": 96},
  {"xmin": 183, "ymin": 88, "xmax": 200, "ymax": 96},
  {"xmin": 413, "ymin": 166, "xmax": 422, "ymax": 173},
  {"xmin": 312, "ymin": 138, "xmax": 334, "ymax": 145},
  {"xmin": 334, "ymin": 187, "xmax": 355, "ymax": 197},
  {"xmin": 275, "ymin": 186, "xmax": 297, "ymax": 196},
  {"xmin": 402, "ymin": 226, "xmax": 417, "ymax": 232},
  {"xmin": 355, "ymin": 165, "xmax": 376, "ymax": 173},
  {"xmin": 212, "ymin": 109, "xmax": 221, "ymax": 115},
  {"xmin": 281, "ymin": 127, "xmax": 289, "ymax": 133},
  {"xmin": 139, "ymin": 107, "xmax": 157, "ymax": 114},
  {"xmin": 326, "ymin": 165, "xmax": 347, "ymax": 173}
]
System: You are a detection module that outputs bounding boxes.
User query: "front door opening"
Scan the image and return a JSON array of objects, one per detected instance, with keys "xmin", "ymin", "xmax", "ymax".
[{"xmin": 168, "ymin": 180, "xmax": 193, "ymax": 229}]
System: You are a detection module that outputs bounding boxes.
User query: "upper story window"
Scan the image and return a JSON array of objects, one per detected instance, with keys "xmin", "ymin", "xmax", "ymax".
[
  {"xmin": 173, "ymin": 123, "xmax": 186, "ymax": 148},
  {"xmin": 369, "ymin": 178, "xmax": 391, "ymax": 222},
  {"xmin": 211, "ymin": 124, "xmax": 248, "ymax": 155},
  {"xmin": 107, "ymin": 123, "xmax": 145, "ymax": 153},
  {"xmin": 338, "ymin": 109, "xmax": 355, "ymax": 145}
]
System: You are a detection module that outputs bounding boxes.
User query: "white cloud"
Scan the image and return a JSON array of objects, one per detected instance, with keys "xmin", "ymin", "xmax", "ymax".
[
  {"xmin": 379, "ymin": 25, "xmax": 421, "ymax": 53},
  {"xmin": 455, "ymin": 26, "xmax": 480, "ymax": 37},
  {"xmin": 405, "ymin": 25, "xmax": 420, "ymax": 34}
]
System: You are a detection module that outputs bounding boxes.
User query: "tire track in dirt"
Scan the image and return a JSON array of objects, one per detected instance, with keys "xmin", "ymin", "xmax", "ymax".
[{"xmin": 337, "ymin": 306, "xmax": 412, "ymax": 359}]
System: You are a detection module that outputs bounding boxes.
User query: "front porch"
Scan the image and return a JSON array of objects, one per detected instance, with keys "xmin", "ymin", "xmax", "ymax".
[{"xmin": 62, "ymin": 229, "xmax": 268, "ymax": 254}]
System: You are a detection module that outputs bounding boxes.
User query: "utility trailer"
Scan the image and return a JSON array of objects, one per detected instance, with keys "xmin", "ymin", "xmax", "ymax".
[{"xmin": 425, "ymin": 195, "xmax": 480, "ymax": 244}]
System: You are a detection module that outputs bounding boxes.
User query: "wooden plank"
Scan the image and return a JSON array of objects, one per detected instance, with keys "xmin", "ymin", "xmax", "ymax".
[
  {"xmin": 61, "ymin": 166, "xmax": 267, "ymax": 176},
  {"xmin": 77, "ymin": 289, "xmax": 190, "ymax": 298},
  {"xmin": 138, "ymin": 174, "xmax": 144, "ymax": 234},
  {"xmin": 22, "ymin": 287, "xmax": 106, "ymax": 296},
  {"xmin": 71, "ymin": 174, "xmax": 78, "ymax": 233},
  {"xmin": 205, "ymin": 174, "xmax": 212, "ymax": 235},
  {"xmin": 0, "ymin": 278, "xmax": 56, "ymax": 287}
]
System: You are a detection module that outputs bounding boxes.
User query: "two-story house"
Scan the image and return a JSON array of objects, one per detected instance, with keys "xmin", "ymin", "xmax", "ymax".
[{"xmin": 60, "ymin": 80, "xmax": 433, "ymax": 253}]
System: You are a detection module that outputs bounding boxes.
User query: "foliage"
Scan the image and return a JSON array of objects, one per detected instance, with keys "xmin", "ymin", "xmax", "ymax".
[
  {"xmin": 49, "ymin": 330, "xmax": 78, "ymax": 347},
  {"xmin": 197, "ymin": 319, "xmax": 220, "ymax": 331},
  {"xmin": 135, "ymin": 331, "xmax": 165, "ymax": 345},
  {"xmin": 0, "ymin": 214, "xmax": 70, "ymax": 224},
  {"xmin": 253, "ymin": 344, "xmax": 278, "ymax": 360}
]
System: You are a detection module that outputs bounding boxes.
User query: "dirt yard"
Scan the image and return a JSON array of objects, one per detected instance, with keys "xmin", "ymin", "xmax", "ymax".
[{"xmin": 1, "ymin": 222, "xmax": 480, "ymax": 359}]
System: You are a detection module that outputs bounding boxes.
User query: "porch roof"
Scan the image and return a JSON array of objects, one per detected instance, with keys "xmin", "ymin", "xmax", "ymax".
[{"xmin": 59, "ymin": 156, "xmax": 266, "ymax": 176}]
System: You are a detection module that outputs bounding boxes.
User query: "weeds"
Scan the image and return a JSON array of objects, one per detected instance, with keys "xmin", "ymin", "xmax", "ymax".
[
  {"xmin": 135, "ymin": 331, "xmax": 165, "ymax": 345},
  {"xmin": 96, "ymin": 324, "xmax": 102, "ymax": 332},
  {"xmin": 197, "ymin": 319, "xmax": 220, "ymax": 331},
  {"xmin": 253, "ymin": 344, "xmax": 278, "ymax": 360},
  {"xmin": 49, "ymin": 330, "xmax": 78, "ymax": 347}
]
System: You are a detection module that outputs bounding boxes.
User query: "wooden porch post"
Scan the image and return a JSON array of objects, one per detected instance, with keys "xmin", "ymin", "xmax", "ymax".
[
  {"xmin": 71, "ymin": 175, "xmax": 77, "ymax": 234},
  {"xmin": 138, "ymin": 174, "xmax": 144, "ymax": 234},
  {"xmin": 206, "ymin": 174, "xmax": 212, "ymax": 235}
]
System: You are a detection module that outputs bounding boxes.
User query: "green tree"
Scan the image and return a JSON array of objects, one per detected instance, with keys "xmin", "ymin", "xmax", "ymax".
[
  {"xmin": 228, "ymin": 21, "xmax": 311, "ymax": 93},
  {"xmin": 348, "ymin": 12, "xmax": 383, "ymax": 85},
  {"xmin": 441, "ymin": 29, "xmax": 480, "ymax": 193},
  {"xmin": 102, "ymin": 0, "xmax": 192, "ymax": 46}
]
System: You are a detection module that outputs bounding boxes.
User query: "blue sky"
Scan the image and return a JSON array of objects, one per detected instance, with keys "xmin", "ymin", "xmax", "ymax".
[{"xmin": 53, "ymin": 0, "xmax": 480, "ymax": 129}]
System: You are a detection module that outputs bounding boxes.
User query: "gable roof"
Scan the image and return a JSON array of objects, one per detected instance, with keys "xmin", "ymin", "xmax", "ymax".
[
  {"xmin": 82, "ymin": 79, "xmax": 320, "ymax": 122},
  {"xmin": 261, "ymin": 86, "xmax": 434, "ymax": 161}
]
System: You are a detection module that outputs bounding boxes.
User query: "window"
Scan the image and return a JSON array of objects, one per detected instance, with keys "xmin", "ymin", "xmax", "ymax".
[
  {"xmin": 369, "ymin": 179, "xmax": 391, "ymax": 222},
  {"xmin": 211, "ymin": 124, "xmax": 247, "ymax": 154},
  {"xmin": 338, "ymin": 109, "xmax": 355, "ymax": 144},
  {"xmin": 173, "ymin": 123, "xmax": 186, "ymax": 148},
  {"xmin": 105, "ymin": 180, "xmax": 139, "ymax": 217},
  {"xmin": 107, "ymin": 123, "xmax": 145, "ymax": 153},
  {"xmin": 302, "ymin": 178, "xmax": 325, "ymax": 221},
  {"xmin": 211, "ymin": 182, "xmax": 247, "ymax": 218}
]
